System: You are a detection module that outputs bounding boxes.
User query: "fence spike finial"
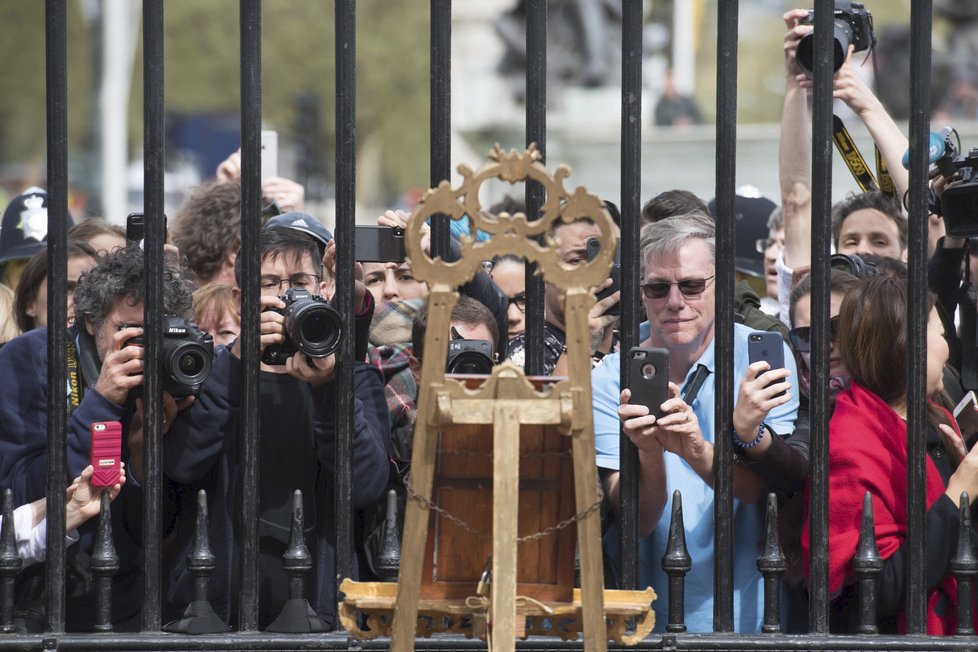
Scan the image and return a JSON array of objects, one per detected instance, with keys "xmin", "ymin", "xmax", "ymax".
[
  {"xmin": 757, "ymin": 493, "xmax": 786, "ymax": 633},
  {"xmin": 661, "ymin": 490, "xmax": 691, "ymax": 634},
  {"xmin": 852, "ymin": 491, "xmax": 883, "ymax": 635},
  {"xmin": 266, "ymin": 490, "xmax": 327, "ymax": 633},
  {"xmin": 0, "ymin": 489, "xmax": 22, "ymax": 632},
  {"xmin": 950, "ymin": 492, "xmax": 977, "ymax": 635}
]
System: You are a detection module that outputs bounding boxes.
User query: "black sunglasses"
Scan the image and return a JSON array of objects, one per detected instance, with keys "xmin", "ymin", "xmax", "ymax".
[
  {"xmin": 641, "ymin": 276, "xmax": 715, "ymax": 300},
  {"xmin": 788, "ymin": 316, "xmax": 840, "ymax": 353}
]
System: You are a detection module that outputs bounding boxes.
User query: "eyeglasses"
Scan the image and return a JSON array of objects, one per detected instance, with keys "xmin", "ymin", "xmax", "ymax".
[
  {"xmin": 259, "ymin": 273, "xmax": 322, "ymax": 292},
  {"xmin": 788, "ymin": 316, "xmax": 840, "ymax": 353},
  {"xmin": 506, "ymin": 293, "xmax": 527, "ymax": 313},
  {"xmin": 641, "ymin": 276, "xmax": 715, "ymax": 300},
  {"xmin": 755, "ymin": 237, "xmax": 784, "ymax": 254}
]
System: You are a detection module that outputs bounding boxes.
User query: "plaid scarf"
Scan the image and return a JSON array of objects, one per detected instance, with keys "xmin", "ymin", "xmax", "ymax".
[{"xmin": 367, "ymin": 299, "xmax": 424, "ymax": 461}]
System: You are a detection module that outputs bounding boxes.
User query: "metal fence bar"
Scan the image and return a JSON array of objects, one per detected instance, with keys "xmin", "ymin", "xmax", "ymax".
[
  {"xmin": 429, "ymin": 0, "xmax": 451, "ymax": 260},
  {"xmin": 523, "ymin": 0, "xmax": 546, "ymax": 376},
  {"xmin": 44, "ymin": 0, "xmax": 69, "ymax": 633},
  {"xmin": 238, "ymin": 0, "xmax": 263, "ymax": 631},
  {"xmin": 333, "ymin": 0, "xmax": 357, "ymax": 596},
  {"xmin": 617, "ymin": 0, "xmax": 643, "ymax": 592},
  {"xmin": 712, "ymin": 0, "xmax": 738, "ymax": 633},
  {"xmin": 905, "ymin": 0, "xmax": 934, "ymax": 634},
  {"xmin": 140, "ymin": 0, "xmax": 165, "ymax": 631},
  {"xmin": 806, "ymin": 0, "xmax": 836, "ymax": 634}
]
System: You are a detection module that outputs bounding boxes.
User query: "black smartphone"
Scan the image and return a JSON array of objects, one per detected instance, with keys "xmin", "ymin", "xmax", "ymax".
[
  {"xmin": 748, "ymin": 331, "xmax": 786, "ymax": 398},
  {"xmin": 126, "ymin": 213, "xmax": 144, "ymax": 244},
  {"xmin": 628, "ymin": 347, "xmax": 669, "ymax": 419},
  {"xmin": 126, "ymin": 212, "xmax": 167, "ymax": 247},
  {"xmin": 355, "ymin": 225, "xmax": 406, "ymax": 263},
  {"xmin": 586, "ymin": 237, "xmax": 620, "ymax": 317}
]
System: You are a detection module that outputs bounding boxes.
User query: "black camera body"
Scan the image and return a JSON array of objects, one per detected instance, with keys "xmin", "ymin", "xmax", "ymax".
[
  {"xmin": 262, "ymin": 287, "xmax": 343, "ymax": 366},
  {"xmin": 797, "ymin": 1, "xmax": 875, "ymax": 78},
  {"xmin": 125, "ymin": 316, "xmax": 214, "ymax": 398},
  {"xmin": 940, "ymin": 148, "xmax": 978, "ymax": 238},
  {"xmin": 446, "ymin": 339, "xmax": 494, "ymax": 375}
]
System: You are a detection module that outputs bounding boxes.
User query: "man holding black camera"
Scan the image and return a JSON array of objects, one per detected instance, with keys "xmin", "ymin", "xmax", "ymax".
[
  {"xmin": 161, "ymin": 226, "xmax": 389, "ymax": 629},
  {"xmin": 0, "ymin": 245, "xmax": 197, "ymax": 631}
]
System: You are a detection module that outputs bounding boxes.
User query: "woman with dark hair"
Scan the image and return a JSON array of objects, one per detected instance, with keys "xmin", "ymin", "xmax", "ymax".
[
  {"xmin": 802, "ymin": 273, "xmax": 978, "ymax": 634},
  {"xmin": 14, "ymin": 240, "xmax": 97, "ymax": 332}
]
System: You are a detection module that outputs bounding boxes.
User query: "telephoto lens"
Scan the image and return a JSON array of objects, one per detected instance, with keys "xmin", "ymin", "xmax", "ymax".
[{"xmin": 262, "ymin": 287, "xmax": 343, "ymax": 365}]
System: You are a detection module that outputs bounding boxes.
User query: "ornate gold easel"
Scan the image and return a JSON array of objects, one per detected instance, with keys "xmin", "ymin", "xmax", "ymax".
[{"xmin": 339, "ymin": 146, "xmax": 654, "ymax": 650}]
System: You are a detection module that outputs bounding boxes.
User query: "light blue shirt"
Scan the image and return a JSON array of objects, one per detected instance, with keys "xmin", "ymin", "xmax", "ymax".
[{"xmin": 592, "ymin": 322, "xmax": 799, "ymax": 633}]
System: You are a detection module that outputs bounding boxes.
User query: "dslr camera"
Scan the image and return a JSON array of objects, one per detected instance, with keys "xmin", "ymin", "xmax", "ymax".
[
  {"xmin": 796, "ymin": 1, "xmax": 875, "ymax": 78},
  {"xmin": 446, "ymin": 339, "xmax": 494, "ymax": 375},
  {"xmin": 125, "ymin": 316, "xmax": 214, "ymax": 398},
  {"xmin": 262, "ymin": 287, "xmax": 343, "ymax": 366}
]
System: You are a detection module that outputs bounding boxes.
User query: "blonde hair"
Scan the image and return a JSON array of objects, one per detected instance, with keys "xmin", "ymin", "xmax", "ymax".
[
  {"xmin": 192, "ymin": 282, "xmax": 239, "ymax": 328},
  {"xmin": 0, "ymin": 284, "xmax": 21, "ymax": 344}
]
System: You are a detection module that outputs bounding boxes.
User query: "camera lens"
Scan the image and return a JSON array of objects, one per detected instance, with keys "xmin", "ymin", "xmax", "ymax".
[
  {"xmin": 446, "ymin": 351, "xmax": 494, "ymax": 375},
  {"xmin": 287, "ymin": 300, "xmax": 343, "ymax": 358},
  {"xmin": 796, "ymin": 19, "xmax": 852, "ymax": 78},
  {"xmin": 178, "ymin": 351, "xmax": 205, "ymax": 376},
  {"xmin": 166, "ymin": 343, "xmax": 213, "ymax": 385}
]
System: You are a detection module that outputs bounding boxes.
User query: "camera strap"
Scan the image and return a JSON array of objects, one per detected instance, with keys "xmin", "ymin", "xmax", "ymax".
[
  {"xmin": 831, "ymin": 115, "xmax": 897, "ymax": 199},
  {"xmin": 65, "ymin": 337, "xmax": 85, "ymax": 411}
]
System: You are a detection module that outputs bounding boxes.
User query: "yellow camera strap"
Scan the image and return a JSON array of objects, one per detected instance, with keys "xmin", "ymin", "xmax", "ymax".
[{"xmin": 831, "ymin": 114, "xmax": 897, "ymax": 199}]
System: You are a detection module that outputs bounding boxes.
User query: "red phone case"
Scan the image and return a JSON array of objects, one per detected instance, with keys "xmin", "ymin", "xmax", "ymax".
[{"xmin": 90, "ymin": 421, "xmax": 122, "ymax": 487}]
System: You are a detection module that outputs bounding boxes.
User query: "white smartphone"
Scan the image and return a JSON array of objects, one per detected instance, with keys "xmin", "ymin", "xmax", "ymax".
[
  {"xmin": 953, "ymin": 390, "xmax": 978, "ymax": 446},
  {"xmin": 261, "ymin": 130, "xmax": 278, "ymax": 182}
]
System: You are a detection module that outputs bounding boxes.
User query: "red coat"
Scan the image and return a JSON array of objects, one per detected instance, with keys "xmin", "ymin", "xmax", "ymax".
[{"xmin": 802, "ymin": 380, "xmax": 967, "ymax": 635}]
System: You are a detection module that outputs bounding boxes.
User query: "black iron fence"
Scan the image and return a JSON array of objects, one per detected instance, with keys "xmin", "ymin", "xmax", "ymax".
[{"xmin": 0, "ymin": 0, "xmax": 964, "ymax": 649}]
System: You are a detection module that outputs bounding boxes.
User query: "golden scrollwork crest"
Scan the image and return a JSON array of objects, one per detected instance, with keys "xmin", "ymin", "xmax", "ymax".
[{"xmin": 403, "ymin": 143, "xmax": 618, "ymax": 291}]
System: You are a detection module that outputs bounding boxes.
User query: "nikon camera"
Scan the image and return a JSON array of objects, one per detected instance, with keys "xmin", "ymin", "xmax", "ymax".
[
  {"xmin": 796, "ymin": 1, "xmax": 875, "ymax": 78},
  {"xmin": 125, "ymin": 316, "xmax": 214, "ymax": 398},
  {"xmin": 261, "ymin": 287, "xmax": 343, "ymax": 366}
]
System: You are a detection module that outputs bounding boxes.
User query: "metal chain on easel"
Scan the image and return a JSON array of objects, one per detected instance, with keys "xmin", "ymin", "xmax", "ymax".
[{"xmin": 403, "ymin": 473, "xmax": 603, "ymax": 543}]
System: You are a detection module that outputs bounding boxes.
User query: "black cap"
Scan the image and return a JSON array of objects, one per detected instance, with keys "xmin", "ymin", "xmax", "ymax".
[
  {"xmin": 0, "ymin": 187, "xmax": 50, "ymax": 264},
  {"xmin": 263, "ymin": 212, "xmax": 333, "ymax": 252},
  {"xmin": 708, "ymin": 189, "xmax": 776, "ymax": 279}
]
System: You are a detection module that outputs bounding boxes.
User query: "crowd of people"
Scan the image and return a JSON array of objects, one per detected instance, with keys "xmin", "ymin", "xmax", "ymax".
[{"xmin": 0, "ymin": 7, "xmax": 975, "ymax": 640}]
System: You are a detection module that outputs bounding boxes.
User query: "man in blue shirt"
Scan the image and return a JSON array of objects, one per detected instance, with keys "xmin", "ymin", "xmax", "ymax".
[{"xmin": 592, "ymin": 210, "xmax": 799, "ymax": 632}]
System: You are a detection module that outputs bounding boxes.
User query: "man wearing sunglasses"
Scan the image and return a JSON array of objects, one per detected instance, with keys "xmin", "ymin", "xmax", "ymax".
[{"xmin": 592, "ymin": 210, "xmax": 799, "ymax": 633}]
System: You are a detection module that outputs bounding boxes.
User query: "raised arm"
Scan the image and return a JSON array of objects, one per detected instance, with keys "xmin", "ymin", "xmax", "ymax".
[{"xmin": 780, "ymin": 10, "xmax": 814, "ymax": 272}]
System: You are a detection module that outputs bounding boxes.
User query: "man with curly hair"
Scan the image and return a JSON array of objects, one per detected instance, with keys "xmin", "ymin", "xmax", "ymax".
[
  {"xmin": 0, "ymin": 245, "xmax": 195, "ymax": 631},
  {"xmin": 171, "ymin": 180, "xmax": 243, "ymax": 286}
]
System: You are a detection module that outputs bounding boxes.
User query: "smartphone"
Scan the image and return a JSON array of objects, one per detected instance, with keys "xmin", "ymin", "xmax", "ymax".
[
  {"xmin": 126, "ymin": 213, "xmax": 144, "ymax": 245},
  {"xmin": 586, "ymin": 237, "xmax": 620, "ymax": 317},
  {"xmin": 261, "ymin": 130, "xmax": 278, "ymax": 182},
  {"xmin": 748, "ymin": 331, "xmax": 786, "ymax": 398},
  {"xmin": 90, "ymin": 421, "xmax": 122, "ymax": 487},
  {"xmin": 126, "ymin": 212, "xmax": 168, "ymax": 249},
  {"xmin": 355, "ymin": 225, "xmax": 406, "ymax": 263},
  {"xmin": 954, "ymin": 391, "xmax": 978, "ymax": 448},
  {"xmin": 628, "ymin": 347, "xmax": 670, "ymax": 419}
]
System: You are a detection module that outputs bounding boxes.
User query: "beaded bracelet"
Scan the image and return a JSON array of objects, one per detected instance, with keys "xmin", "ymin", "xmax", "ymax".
[{"xmin": 733, "ymin": 421, "xmax": 767, "ymax": 449}]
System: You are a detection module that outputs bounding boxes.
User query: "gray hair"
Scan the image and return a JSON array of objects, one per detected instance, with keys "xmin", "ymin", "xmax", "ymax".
[
  {"xmin": 73, "ymin": 245, "xmax": 194, "ymax": 329},
  {"xmin": 640, "ymin": 211, "xmax": 715, "ymax": 268},
  {"xmin": 767, "ymin": 205, "xmax": 784, "ymax": 231}
]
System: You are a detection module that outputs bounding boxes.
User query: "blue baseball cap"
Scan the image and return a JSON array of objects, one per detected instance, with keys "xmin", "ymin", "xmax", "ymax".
[{"xmin": 264, "ymin": 212, "xmax": 333, "ymax": 252}]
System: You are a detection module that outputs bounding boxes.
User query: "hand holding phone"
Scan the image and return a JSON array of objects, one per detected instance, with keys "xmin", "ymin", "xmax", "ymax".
[{"xmin": 90, "ymin": 421, "xmax": 123, "ymax": 487}]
